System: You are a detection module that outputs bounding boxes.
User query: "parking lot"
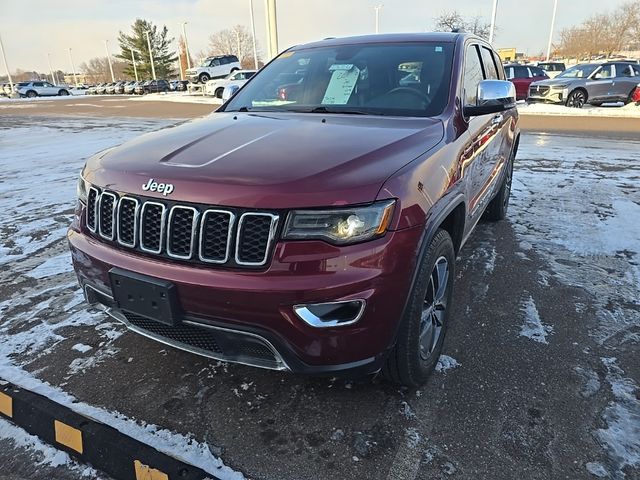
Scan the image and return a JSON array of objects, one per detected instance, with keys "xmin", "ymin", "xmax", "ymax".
[{"xmin": 0, "ymin": 100, "xmax": 638, "ymax": 479}]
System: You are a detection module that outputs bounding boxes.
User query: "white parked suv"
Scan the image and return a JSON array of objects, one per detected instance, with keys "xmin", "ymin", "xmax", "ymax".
[
  {"xmin": 186, "ymin": 55, "xmax": 241, "ymax": 83},
  {"xmin": 17, "ymin": 81, "xmax": 70, "ymax": 98},
  {"xmin": 204, "ymin": 69, "xmax": 257, "ymax": 97}
]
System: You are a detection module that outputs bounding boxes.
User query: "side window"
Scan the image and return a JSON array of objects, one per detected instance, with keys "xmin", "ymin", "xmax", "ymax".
[
  {"xmin": 246, "ymin": 72, "xmax": 256, "ymax": 79},
  {"xmin": 505, "ymin": 67, "xmax": 514, "ymax": 79},
  {"xmin": 463, "ymin": 45, "xmax": 484, "ymax": 106},
  {"xmin": 593, "ymin": 65, "xmax": 613, "ymax": 79},
  {"xmin": 34, "ymin": 82, "xmax": 44, "ymax": 87},
  {"xmin": 513, "ymin": 66, "xmax": 529, "ymax": 79},
  {"xmin": 211, "ymin": 59, "xmax": 221, "ymax": 67},
  {"xmin": 492, "ymin": 51, "xmax": 505, "ymax": 79},
  {"xmin": 530, "ymin": 67, "xmax": 545, "ymax": 77},
  {"xmin": 633, "ymin": 65, "xmax": 640, "ymax": 76},
  {"xmin": 480, "ymin": 47, "xmax": 498, "ymax": 79},
  {"xmin": 615, "ymin": 64, "xmax": 633, "ymax": 77}
]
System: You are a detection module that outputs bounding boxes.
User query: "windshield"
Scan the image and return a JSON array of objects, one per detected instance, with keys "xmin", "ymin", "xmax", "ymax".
[
  {"xmin": 199, "ymin": 58, "xmax": 212, "ymax": 67},
  {"xmin": 223, "ymin": 42, "xmax": 454, "ymax": 117},
  {"xmin": 557, "ymin": 64, "xmax": 598, "ymax": 79}
]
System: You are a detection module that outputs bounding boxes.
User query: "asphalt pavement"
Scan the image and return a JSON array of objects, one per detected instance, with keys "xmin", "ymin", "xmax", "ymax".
[{"xmin": 0, "ymin": 101, "xmax": 638, "ymax": 480}]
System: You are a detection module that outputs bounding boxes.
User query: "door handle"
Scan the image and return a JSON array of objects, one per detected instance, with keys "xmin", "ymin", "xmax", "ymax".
[{"xmin": 492, "ymin": 114, "xmax": 503, "ymax": 126}]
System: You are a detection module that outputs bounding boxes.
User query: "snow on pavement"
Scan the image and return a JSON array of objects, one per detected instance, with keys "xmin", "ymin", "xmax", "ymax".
[
  {"xmin": 518, "ymin": 102, "xmax": 640, "ymax": 117},
  {"xmin": 519, "ymin": 295, "xmax": 553, "ymax": 344},
  {"xmin": 512, "ymin": 133, "xmax": 640, "ymax": 477},
  {"xmin": 0, "ymin": 116, "xmax": 245, "ymax": 479}
]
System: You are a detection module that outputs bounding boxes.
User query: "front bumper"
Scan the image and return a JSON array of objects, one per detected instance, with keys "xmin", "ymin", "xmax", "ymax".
[
  {"xmin": 68, "ymin": 218, "xmax": 422, "ymax": 375},
  {"xmin": 527, "ymin": 86, "xmax": 568, "ymax": 104}
]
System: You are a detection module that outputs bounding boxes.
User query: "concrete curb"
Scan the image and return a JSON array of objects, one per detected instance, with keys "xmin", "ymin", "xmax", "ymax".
[{"xmin": 0, "ymin": 381, "xmax": 219, "ymax": 480}]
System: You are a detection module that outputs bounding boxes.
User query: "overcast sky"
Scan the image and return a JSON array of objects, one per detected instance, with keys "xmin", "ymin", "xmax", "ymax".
[{"xmin": 1, "ymin": 0, "xmax": 631, "ymax": 73}]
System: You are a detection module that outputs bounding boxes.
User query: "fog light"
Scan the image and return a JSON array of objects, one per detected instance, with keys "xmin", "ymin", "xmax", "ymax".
[{"xmin": 294, "ymin": 300, "xmax": 365, "ymax": 328}]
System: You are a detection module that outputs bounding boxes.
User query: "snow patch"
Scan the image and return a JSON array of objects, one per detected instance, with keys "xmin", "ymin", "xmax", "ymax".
[
  {"xmin": 594, "ymin": 358, "xmax": 640, "ymax": 478},
  {"xmin": 435, "ymin": 355, "xmax": 460, "ymax": 372},
  {"xmin": 26, "ymin": 252, "xmax": 74, "ymax": 279},
  {"xmin": 519, "ymin": 295, "xmax": 553, "ymax": 344},
  {"xmin": 71, "ymin": 343, "xmax": 92, "ymax": 353}
]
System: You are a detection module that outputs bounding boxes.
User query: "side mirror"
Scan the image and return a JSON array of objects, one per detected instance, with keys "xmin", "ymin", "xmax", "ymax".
[
  {"xmin": 464, "ymin": 80, "xmax": 516, "ymax": 117},
  {"xmin": 222, "ymin": 84, "xmax": 240, "ymax": 102}
]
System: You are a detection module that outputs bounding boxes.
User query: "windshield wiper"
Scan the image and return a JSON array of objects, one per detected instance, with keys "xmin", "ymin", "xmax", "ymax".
[{"xmin": 307, "ymin": 106, "xmax": 369, "ymax": 115}]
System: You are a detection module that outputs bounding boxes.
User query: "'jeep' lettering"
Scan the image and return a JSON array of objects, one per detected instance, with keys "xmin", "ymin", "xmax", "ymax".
[{"xmin": 142, "ymin": 178, "xmax": 174, "ymax": 196}]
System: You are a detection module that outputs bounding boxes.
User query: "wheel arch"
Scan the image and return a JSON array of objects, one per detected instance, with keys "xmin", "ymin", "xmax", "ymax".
[{"xmin": 569, "ymin": 86, "xmax": 588, "ymax": 101}]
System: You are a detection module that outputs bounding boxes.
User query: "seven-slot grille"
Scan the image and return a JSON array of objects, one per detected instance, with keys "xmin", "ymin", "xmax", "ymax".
[{"xmin": 86, "ymin": 187, "xmax": 279, "ymax": 268}]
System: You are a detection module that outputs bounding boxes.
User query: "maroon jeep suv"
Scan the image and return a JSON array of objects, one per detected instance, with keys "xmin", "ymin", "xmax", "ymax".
[{"xmin": 69, "ymin": 33, "xmax": 519, "ymax": 387}]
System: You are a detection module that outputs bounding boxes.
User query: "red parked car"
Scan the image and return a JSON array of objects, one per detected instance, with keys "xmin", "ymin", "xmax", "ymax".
[
  {"xmin": 504, "ymin": 64, "xmax": 549, "ymax": 100},
  {"xmin": 632, "ymin": 83, "xmax": 640, "ymax": 104},
  {"xmin": 69, "ymin": 33, "xmax": 519, "ymax": 387}
]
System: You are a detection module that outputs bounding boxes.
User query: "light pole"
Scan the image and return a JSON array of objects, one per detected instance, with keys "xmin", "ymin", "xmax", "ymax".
[
  {"xmin": 181, "ymin": 22, "xmax": 191, "ymax": 70},
  {"xmin": 177, "ymin": 47, "xmax": 185, "ymax": 81},
  {"xmin": 249, "ymin": 0, "xmax": 259, "ymax": 69},
  {"xmin": 104, "ymin": 40, "xmax": 115, "ymax": 82},
  {"xmin": 265, "ymin": 0, "xmax": 279, "ymax": 60},
  {"xmin": 130, "ymin": 48, "xmax": 139, "ymax": 82},
  {"xmin": 0, "ymin": 34, "xmax": 13, "ymax": 93},
  {"xmin": 489, "ymin": 0, "xmax": 498, "ymax": 44},
  {"xmin": 545, "ymin": 0, "xmax": 559, "ymax": 61},
  {"xmin": 145, "ymin": 30, "xmax": 157, "ymax": 80},
  {"xmin": 68, "ymin": 47, "xmax": 79, "ymax": 87},
  {"xmin": 374, "ymin": 5, "xmax": 383, "ymax": 34},
  {"xmin": 47, "ymin": 53, "xmax": 56, "ymax": 84}
]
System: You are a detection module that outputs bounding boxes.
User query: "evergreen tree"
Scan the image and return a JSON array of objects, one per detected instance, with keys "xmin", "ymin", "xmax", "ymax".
[{"xmin": 116, "ymin": 19, "xmax": 177, "ymax": 80}]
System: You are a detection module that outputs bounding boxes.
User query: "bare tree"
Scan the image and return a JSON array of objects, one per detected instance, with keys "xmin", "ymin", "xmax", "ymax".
[
  {"xmin": 434, "ymin": 11, "xmax": 492, "ymax": 40},
  {"xmin": 207, "ymin": 25, "xmax": 261, "ymax": 69},
  {"xmin": 558, "ymin": 1, "xmax": 640, "ymax": 58},
  {"xmin": 80, "ymin": 57, "xmax": 131, "ymax": 83}
]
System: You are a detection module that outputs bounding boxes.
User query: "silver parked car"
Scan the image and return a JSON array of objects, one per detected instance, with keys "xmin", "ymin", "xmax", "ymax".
[{"xmin": 528, "ymin": 61, "xmax": 640, "ymax": 107}]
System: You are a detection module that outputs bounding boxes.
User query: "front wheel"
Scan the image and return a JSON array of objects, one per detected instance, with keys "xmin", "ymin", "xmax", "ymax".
[
  {"xmin": 26, "ymin": 90, "xmax": 38, "ymax": 98},
  {"xmin": 198, "ymin": 73, "xmax": 210, "ymax": 83},
  {"xmin": 215, "ymin": 87, "xmax": 224, "ymax": 98},
  {"xmin": 566, "ymin": 89, "xmax": 586, "ymax": 108},
  {"xmin": 58, "ymin": 89, "xmax": 69, "ymax": 96},
  {"xmin": 383, "ymin": 229, "xmax": 455, "ymax": 387}
]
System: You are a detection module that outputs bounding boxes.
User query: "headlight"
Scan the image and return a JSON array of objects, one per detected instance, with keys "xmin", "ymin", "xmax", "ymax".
[
  {"xmin": 283, "ymin": 200, "xmax": 395, "ymax": 245},
  {"xmin": 77, "ymin": 174, "xmax": 88, "ymax": 204},
  {"xmin": 552, "ymin": 84, "xmax": 569, "ymax": 89}
]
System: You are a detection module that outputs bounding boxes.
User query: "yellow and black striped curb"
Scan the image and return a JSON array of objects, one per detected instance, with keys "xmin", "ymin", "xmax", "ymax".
[{"xmin": 0, "ymin": 381, "xmax": 220, "ymax": 480}]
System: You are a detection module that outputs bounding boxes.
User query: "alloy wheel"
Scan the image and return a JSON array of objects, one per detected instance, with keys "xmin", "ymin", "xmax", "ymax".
[
  {"xmin": 567, "ymin": 90, "xmax": 585, "ymax": 108},
  {"xmin": 419, "ymin": 256, "xmax": 449, "ymax": 361}
]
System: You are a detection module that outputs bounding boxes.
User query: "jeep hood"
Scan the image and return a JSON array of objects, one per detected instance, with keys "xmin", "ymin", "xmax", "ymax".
[{"xmin": 84, "ymin": 112, "xmax": 444, "ymax": 209}]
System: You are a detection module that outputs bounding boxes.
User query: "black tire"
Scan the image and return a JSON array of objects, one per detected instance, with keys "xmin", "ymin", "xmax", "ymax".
[
  {"xmin": 58, "ymin": 89, "xmax": 69, "ymax": 96},
  {"xmin": 198, "ymin": 73, "xmax": 210, "ymax": 83},
  {"xmin": 485, "ymin": 147, "xmax": 515, "ymax": 221},
  {"xmin": 26, "ymin": 90, "xmax": 38, "ymax": 98},
  {"xmin": 566, "ymin": 89, "xmax": 586, "ymax": 108},
  {"xmin": 383, "ymin": 229, "xmax": 455, "ymax": 387},
  {"xmin": 215, "ymin": 87, "xmax": 224, "ymax": 98}
]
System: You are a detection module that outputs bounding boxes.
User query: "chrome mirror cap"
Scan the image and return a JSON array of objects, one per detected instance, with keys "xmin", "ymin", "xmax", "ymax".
[{"xmin": 477, "ymin": 79, "xmax": 516, "ymax": 108}]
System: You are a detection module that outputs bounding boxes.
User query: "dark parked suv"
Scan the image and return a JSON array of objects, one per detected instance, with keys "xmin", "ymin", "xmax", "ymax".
[
  {"xmin": 69, "ymin": 33, "xmax": 519, "ymax": 386},
  {"xmin": 134, "ymin": 79, "xmax": 170, "ymax": 94}
]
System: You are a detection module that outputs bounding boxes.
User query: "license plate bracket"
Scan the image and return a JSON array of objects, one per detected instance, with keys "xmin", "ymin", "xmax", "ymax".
[{"xmin": 109, "ymin": 268, "xmax": 181, "ymax": 326}]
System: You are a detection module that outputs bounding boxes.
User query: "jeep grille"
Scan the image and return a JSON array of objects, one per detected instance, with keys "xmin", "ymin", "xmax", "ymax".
[{"xmin": 86, "ymin": 187, "xmax": 279, "ymax": 268}]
